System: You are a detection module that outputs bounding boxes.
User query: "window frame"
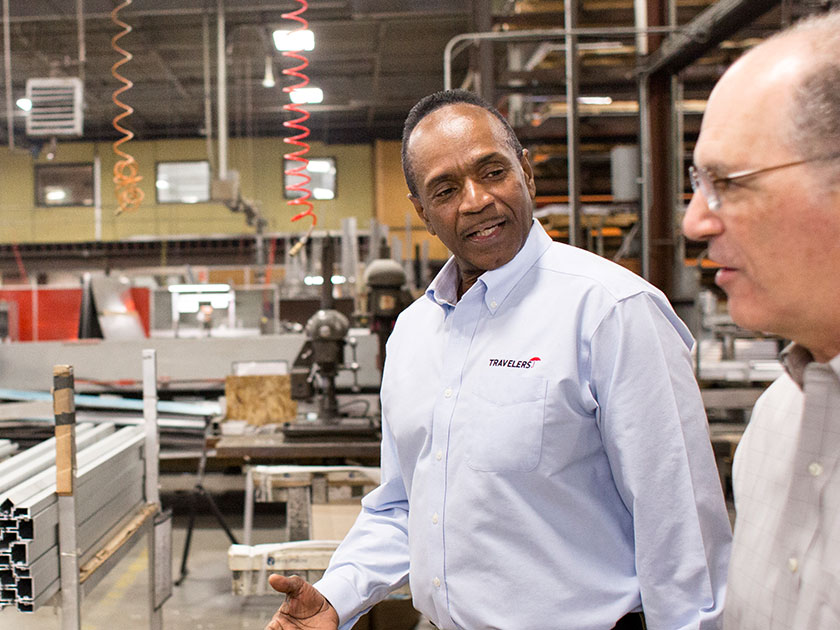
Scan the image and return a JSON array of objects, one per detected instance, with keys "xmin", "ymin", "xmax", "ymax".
[
  {"xmin": 154, "ymin": 160, "xmax": 212, "ymax": 205},
  {"xmin": 34, "ymin": 162, "xmax": 95, "ymax": 208}
]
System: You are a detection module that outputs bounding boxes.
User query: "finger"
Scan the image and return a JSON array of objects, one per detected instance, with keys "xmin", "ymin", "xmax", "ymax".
[
  {"xmin": 268, "ymin": 573, "xmax": 303, "ymax": 596},
  {"xmin": 264, "ymin": 609, "xmax": 284, "ymax": 630}
]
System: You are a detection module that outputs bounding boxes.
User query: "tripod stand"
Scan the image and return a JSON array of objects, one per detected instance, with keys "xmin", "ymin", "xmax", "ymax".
[{"xmin": 175, "ymin": 415, "xmax": 238, "ymax": 585}]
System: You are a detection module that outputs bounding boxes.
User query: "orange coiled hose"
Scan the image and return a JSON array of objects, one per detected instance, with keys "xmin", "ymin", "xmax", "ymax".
[
  {"xmin": 282, "ymin": 0, "xmax": 316, "ymax": 255},
  {"xmin": 110, "ymin": 0, "xmax": 143, "ymax": 215}
]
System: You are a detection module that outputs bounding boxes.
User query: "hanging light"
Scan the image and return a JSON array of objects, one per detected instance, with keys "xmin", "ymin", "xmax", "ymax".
[
  {"xmin": 261, "ymin": 55, "xmax": 276, "ymax": 88},
  {"xmin": 272, "ymin": 29, "xmax": 314, "ymax": 51},
  {"xmin": 289, "ymin": 87, "xmax": 323, "ymax": 104}
]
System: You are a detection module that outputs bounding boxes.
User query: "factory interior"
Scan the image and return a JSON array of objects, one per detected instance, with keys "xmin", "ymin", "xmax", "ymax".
[{"xmin": 0, "ymin": 0, "xmax": 827, "ymax": 629}]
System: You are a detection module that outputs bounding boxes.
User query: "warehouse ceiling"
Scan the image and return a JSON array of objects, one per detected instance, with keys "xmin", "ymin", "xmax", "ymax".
[{"xmin": 0, "ymin": 1, "xmax": 823, "ymax": 158}]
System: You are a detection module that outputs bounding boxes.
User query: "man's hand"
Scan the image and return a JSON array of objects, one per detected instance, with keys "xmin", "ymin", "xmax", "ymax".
[{"xmin": 264, "ymin": 574, "xmax": 340, "ymax": 630}]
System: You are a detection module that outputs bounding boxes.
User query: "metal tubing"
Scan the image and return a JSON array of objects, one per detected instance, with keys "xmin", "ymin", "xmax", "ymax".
[
  {"xmin": 14, "ymin": 455, "xmax": 144, "ymax": 565},
  {"xmin": 0, "ymin": 424, "xmax": 113, "ymax": 497},
  {"xmin": 3, "ymin": 0, "xmax": 13, "ymax": 151},
  {"xmin": 564, "ymin": 1, "xmax": 583, "ymax": 249},
  {"xmin": 202, "ymin": 10, "xmax": 215, "ymax": 174},
  {"xmin": 143, "ymin": 349, "xmax": 160, "ymax": 506},
  {"xmin": 3, "ymin": 426, "xmax": 142, "ymax": 517},
  {"xmin": 76, "ymin": 0, "xmax": 85, "ymax": 88},
  {"xmin": 217, "ymin": 0, "xmax": 228, "ymax": 180},
  {"xmin": 638, "ymin": 74, "xmax": 652, "ymax": 280},
  {"xmin": 443, "ymin": 25, "xmax": 678, "ymax": 90},
  {"xmin": 640, "ymin": 0, "xmax": 781, "ymax": 77},
  {"xmin": 243, "ymin": 466, "xmax": 254, "ymax": 546}
]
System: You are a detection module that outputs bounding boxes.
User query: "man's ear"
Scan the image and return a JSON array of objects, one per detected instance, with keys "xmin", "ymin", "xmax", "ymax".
[
  {"xmin": 520, "ymin": 149, "xmax": 536, "ymax": 200},
  {"xmin": 409, "ymin": 193, "xmax": 435, "ymax": 236}
]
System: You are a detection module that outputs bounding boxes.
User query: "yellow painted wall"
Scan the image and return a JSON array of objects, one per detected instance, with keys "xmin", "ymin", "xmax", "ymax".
[
  {"xmin": 0, "ymin": 137, "xmax": 374, "ymax": 243},
  {"xmin": 373, "ymin": 140, "xmax": 449, "ymax": 260}
]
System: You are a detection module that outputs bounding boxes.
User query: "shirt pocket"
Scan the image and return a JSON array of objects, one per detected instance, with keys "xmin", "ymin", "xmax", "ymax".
[{"xmin": 463, "ymin": 372, "xmax": 547, "ymax": 473}]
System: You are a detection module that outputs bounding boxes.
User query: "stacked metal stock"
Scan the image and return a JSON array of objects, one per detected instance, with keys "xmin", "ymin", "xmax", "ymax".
[{"xmin": 0, "ymin": 422, "xmax": 145, "ymax": 612}]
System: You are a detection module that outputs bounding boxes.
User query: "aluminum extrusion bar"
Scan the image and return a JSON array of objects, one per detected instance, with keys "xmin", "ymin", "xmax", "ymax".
[
  {"xmin": 0, "ymin": 422, "xmax": 98, "ymax": 481},
  {"xmin": 3, "ymin": 426, "xmax": 143, "ymax": 516},
  {"xmin": 12, "ymin": 457, "xmax": 144, "ymax": 566},
  {"xmin": 11, "ymin": 434, "xmax": 142, "ymax": 527},
  {"xmin": 0, "ymin": 388, "xmax": 220, "ymax": 417},
  {"xmin": 0, "ymin": 424, "xmax": 113, "ymax": 496}
]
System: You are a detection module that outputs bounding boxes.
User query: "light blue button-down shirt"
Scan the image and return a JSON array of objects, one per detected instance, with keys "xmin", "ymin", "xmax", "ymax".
[{"xmin": 315, "ymin": 221, "xmax": 731, "ymax": 630}]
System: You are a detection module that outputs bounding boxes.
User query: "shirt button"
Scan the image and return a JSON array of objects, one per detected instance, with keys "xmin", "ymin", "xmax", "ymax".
[
  {"xmin": 788, "ymin": 557, "xmax": 799, "ymax": 573},
  {"xmin": 808, "ymin": 462, "xmax": 823, "ymax": 477},
  {"xmin": 433, "ymin": 577, "xmax": 441, "ymax": 588},
  {"xmin": 490, "ymin": 300, "xmax": 498, "ymax": 309},
  {"xmin": 432, "ymin": 512, "xmax": 439, "ymax": 524},
  {"xmin": 444, "ymin": 388, "xmax": 453, "ymax": 398},
  {"xmin": 436, "ymin": 450, "xmax": 443, "ymax": 461}
]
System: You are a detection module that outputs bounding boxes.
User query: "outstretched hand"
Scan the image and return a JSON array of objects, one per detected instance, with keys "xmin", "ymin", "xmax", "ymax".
[{"xmin": 264, "ymin": 574, "xmax": 340, "ymax": 630}]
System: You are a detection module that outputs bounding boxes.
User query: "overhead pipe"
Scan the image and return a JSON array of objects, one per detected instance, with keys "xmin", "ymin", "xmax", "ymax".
[
  {"xmin": 639, "ymin": 0, "xmax": 781, "ymax": 77},
  {"xmin": 77, "ymin": 0, "xmax": 86, "ymax": 88},
  {"xmin": 564, "ymin": 1, "xmax": 583, "ymax": 249},
  {"xmin": 3, "ymin": 0, "xmax": 13, "ymax": 150},
  {"xmin": 217, "ymin": 0, "xmax": 227, "ymax": 180},
  {"xmin": 202, "ymin": 9, "xmax": 215, "ymax": 174},
  {"xmin": 443, "ymin": 26, "xmax": 678, "ymax": 91}
]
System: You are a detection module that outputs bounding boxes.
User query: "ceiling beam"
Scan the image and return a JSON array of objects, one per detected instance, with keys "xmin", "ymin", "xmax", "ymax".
[{"xmin": 640, "ymin": 0, "xmax": 781, "ymax": 76}]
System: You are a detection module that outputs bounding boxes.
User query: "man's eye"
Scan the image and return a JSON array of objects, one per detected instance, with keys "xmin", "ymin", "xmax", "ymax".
[
  {"xmin": 484, "ymin": 167, "xmax": 505, "ymax": 179},
  {"xmin": 713, "ymin": 178, "xmax": 739, "ymax": 193},
  {"xmin": 434, "ymin": 186, "xmax": 455, "ymax": 199}
]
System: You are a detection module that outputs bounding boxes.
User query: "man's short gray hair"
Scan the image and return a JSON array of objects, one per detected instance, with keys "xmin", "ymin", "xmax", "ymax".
[{"xmin": 772, "ymin": 10, "xmax": 840, "ymax": 183}]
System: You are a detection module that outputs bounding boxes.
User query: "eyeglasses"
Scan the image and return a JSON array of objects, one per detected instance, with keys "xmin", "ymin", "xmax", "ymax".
[{"xmin": 688, "ymin": 152, "xmax": 840, "ymax": 212}]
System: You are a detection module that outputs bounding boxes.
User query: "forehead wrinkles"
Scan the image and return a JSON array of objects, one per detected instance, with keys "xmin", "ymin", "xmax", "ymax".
[{"xmin": 409, "ymin": 106, "xmax": 511, "ymax": 184}]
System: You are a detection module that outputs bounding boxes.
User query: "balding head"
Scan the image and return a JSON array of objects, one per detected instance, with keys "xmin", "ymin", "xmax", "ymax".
[{"xmin": 740, "ymin": 11, "xmax": 840, "ymax": 181}]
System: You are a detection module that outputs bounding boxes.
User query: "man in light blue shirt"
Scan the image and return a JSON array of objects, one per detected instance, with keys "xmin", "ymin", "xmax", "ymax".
[{"xmin": 266, "ymin": 90, "xmax": 731, "ymax": 630}]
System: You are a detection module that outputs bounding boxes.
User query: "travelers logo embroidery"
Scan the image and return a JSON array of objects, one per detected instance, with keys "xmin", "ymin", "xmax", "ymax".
[{"xmin": 488, "ymin": 356, "xmax": 541, "ymax": 369}]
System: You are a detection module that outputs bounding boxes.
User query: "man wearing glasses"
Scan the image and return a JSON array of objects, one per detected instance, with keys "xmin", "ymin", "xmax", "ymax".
[{"xmin": 682, "ymin": 10, "xmax": 840, "ymax": 629}]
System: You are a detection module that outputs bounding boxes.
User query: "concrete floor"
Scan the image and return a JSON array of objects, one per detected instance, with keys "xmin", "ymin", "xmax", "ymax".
[{"xmin": 1, "ymin": 511, "xmax": 433, "ymax": 630}]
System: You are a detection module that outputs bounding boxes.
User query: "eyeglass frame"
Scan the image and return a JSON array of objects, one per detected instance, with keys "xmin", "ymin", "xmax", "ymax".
[{"xmin": 688, "ymin": 152, "xmax": 840, "ymax": 212}]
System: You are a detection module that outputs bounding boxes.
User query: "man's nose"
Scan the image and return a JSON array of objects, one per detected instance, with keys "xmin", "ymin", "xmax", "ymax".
[
  {"xmin": 682, "ymin": 191, "xmax": 723, "ymax": 242},
  {"xmin": 458, "ymin": 177, "xmax": 492, "ymax": 213}
]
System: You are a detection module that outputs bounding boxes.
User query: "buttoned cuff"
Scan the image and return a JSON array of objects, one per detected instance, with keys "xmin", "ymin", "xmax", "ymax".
[{"xmin": 313, "ymin": 571, "xmax": 366, "ymax": 630}]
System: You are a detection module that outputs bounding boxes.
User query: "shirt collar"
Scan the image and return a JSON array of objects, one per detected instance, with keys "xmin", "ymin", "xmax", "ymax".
[
  {"xmin": 780, "ymin": 342, "xmax": 840, "ymax": 389},
  {"xmin": 424, "ymin": 219, "xmax": 552, "ymax": 313}
]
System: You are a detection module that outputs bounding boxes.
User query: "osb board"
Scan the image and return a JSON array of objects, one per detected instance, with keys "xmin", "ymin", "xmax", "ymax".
[{"xmin": 224, "ymin": 375, "xmax": 297, "ymax": 425}]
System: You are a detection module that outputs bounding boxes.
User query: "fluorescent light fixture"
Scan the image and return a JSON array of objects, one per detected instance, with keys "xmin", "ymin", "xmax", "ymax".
[
  {"xmin": 273, "ymin": 29, "xmax": 314, "ymax": 52},
  {"xmin": 210, "ymin": 295, "xmax": 231, "ymax": 309},
  {"xmin": 306, "ymin": 159, "xmax": 333, "ymax": 173},
  {"xmin": 331, "ymin": 275, "xmax": 346, "ymax": 285},
  {"xmin": 262, "ymin": 55, "xmax": 276, "ymax": 88},
  {"xmin": 303, "ymin": 275, "xmax": 324, "ymax": 286},
  {"xmin": 155, "ymin": 179, "xmax": 171, "ymax": 189},
  {"xmin": 45, "ymin": 188, "xmax": 67, "ymax": 202},
  {"xmin": 176, "ymin": 296, "xmax": 200, "ymax": 314},
  {"xmin": 182, "ymin": 196, "xmax": 200, "ymax": 204},
  {"xmin": 578, "ymin": 96, "xmax": 613, "ymax": 106},
  {"xmin": 289, "ymin": 87, "xmax": 323, "ymax": 104},
  {"xmin": 312, "ymin": 187, "xmax": 334, "ymax": 200},
  {"xmin": 168, "ymin": 283, "xmax": 231, "ymax": 293},
  {"xmin": 16, "ymin": 98, "xmax": 32, "ymax": 112}
]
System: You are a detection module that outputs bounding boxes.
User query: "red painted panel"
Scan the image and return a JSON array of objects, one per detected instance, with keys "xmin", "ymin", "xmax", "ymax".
[
  {"xmin": 129, "ymin": 287, "xmax": 150, "ymax": 337},
  {"xmin": 0, "ymin": 289, "xmax": 34, "ymax": 341},
  {"xmin": 0, "ymin": 287, "xmax": 81, "ymax": 341},
  {"xmin": 36, "ymin": 289, "xmax": 83, "ymax": 341}
]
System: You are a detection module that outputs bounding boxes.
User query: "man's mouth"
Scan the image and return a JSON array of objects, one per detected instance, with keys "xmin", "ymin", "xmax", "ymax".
[{"xmin": 466, "ymin": 220, "xmax": 504, "ymax": 240}]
